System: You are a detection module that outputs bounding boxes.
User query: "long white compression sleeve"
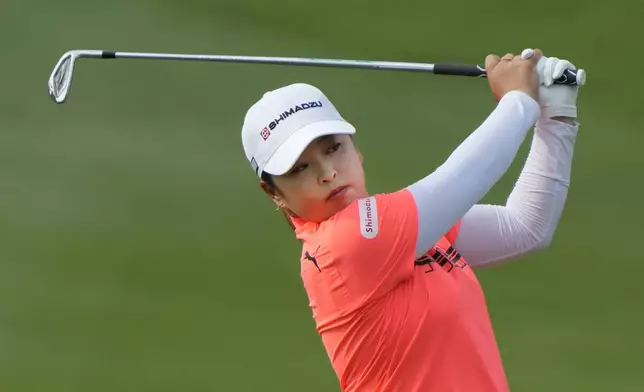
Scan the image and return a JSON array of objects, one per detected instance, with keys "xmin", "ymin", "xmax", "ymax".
[
  {"xmin": 407, "ymin": 91, "xmax": 541, "ymax": 259},
  {"xmin": 452, "ymin": 115, "xmax": 579, "ymax": 267}
]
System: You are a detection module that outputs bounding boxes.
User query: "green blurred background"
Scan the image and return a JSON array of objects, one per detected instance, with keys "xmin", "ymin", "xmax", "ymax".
[{"xmin": 1, "ymin": 0, "xmax": 642, "ymax": 391}]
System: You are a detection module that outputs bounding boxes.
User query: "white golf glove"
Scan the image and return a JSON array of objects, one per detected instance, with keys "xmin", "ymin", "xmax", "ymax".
[{"xmin": 536, "ymin": 55, "xmax": 579, "ymax": 119}]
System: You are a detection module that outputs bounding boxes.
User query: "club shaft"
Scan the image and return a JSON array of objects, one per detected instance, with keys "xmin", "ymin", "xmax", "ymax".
[
  {"xmin": 82, "ymin": 50, "xmax": 437, "ymax": 72},
  {"xmin": 48, "ymin": 49, "xmax": 584, "ymax": 104},
  {"xmin": 74, "ymin": 50, "xmax": 582, "ymax": 85}
]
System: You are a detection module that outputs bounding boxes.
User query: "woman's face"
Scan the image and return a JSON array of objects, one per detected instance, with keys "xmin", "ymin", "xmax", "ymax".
[{"xmin": 264, "ymin": 134, "xmax": 368, "ymax": 223}]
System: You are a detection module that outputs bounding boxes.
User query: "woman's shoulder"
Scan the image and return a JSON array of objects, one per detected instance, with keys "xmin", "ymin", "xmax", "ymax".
[{"xmin": 313, "ymin": 189, "xmax": 417, "ymax": 249}]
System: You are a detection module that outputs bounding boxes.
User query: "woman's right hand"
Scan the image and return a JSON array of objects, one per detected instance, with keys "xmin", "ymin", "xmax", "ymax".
[{"xmin": 485, "ymin": 49, "xmax": 542, "ymax": 102}]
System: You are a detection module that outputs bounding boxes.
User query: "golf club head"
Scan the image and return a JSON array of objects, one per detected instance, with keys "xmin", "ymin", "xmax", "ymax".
[{"xmin": 48, "ymin": 51, "xmax": 78, "ymax": 104}]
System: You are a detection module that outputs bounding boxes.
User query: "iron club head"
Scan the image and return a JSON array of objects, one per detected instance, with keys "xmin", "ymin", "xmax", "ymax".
[
  {"xmin": 48, "ymin": 51, "xmax": 78, "ymax": 104},
  {"xmin": 47, "ymin": 50, "xmax": 104, "ymax": 104}
]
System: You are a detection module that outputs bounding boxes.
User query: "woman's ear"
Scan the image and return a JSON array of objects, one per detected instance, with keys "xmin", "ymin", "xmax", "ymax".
[
  {"xmin": 259, "ymin": 180, "xmax": 273, "ymax": 196},
  {"xmin": 260, "ymin": 181, "xmax": 286, "ymax": 209}
]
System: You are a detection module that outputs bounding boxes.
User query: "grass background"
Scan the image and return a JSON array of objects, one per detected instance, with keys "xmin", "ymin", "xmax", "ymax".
[{"xmin": 1, "ymin": 0, "xmax": 642, "ymax": 390}]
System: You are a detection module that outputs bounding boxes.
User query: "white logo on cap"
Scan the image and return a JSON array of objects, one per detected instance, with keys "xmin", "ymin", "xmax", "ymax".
[{"xmin": 358, "ymin": 197, "xmax": 378, "ymax": 239}]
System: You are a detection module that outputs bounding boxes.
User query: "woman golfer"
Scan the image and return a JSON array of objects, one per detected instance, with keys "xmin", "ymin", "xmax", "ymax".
[{"xmin": 240, "ymin": 48, "xmax": 580, "ymax": 392}]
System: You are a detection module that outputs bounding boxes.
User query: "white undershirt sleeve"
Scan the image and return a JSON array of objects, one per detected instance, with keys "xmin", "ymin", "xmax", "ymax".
[
  {"xmin": 407, "ymin": 91, "xmax": 541, "ymax": 259},
  {"xmin": 452, "ymin": 115, "xmax": 579, "ymax": 268}
]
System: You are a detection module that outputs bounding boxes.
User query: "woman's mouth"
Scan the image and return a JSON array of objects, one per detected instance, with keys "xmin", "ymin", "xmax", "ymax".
[{"xmin": 327, "ymin": 186, "xmax": 349, "ymax": 201}]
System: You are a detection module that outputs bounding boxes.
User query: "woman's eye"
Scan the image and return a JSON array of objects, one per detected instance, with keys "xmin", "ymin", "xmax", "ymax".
[
  {"xmin": 290, "ymin": 164, "xmax": 308, "ymax": 174},
  {"xmin": 328, "ymin": 142, "xmax": 341, "ymax": 153}
]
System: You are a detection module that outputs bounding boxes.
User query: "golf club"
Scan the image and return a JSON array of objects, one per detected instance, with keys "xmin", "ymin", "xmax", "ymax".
[{"xmin": 47, "ymin": 49, "xmax": 586, "ymax": 104}]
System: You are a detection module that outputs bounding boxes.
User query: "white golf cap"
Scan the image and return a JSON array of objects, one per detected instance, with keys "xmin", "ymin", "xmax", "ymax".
[{"xmin": 241, "ymin": 83, "xmax": 356, "ymax": 178}]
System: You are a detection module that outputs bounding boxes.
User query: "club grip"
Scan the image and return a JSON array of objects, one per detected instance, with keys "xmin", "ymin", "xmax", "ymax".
[{"xmin": 433, "ymin": 64, "xmax": 582, "ymax": 86}]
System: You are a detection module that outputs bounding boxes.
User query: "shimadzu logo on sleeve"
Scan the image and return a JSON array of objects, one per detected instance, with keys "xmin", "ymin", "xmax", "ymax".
[
  {"xmin": 263, "ymin": 101, "xmax": 324, "ymax": 132},
  {"xmin": 358, "ymin": 197, "xmax": 378, "ymax": 239}
]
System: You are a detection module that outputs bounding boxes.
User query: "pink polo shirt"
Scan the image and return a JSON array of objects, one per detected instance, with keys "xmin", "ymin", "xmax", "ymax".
[{"xmin": 293, "ymin": 188, "xmax": 509, "ymax": 392}]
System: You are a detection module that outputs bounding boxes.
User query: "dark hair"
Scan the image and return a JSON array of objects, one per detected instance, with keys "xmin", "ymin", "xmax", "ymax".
[
  {"xmin": 261, "ymin": 171, "xmax": 297, "ymax": 231},
  {"xmin": 261, "ymin": 171, "xmax": 277, "ymax": 190}
]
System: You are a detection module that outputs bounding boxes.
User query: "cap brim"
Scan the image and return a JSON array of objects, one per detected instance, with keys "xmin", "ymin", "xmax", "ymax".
[{"xmin": 263, "ymin": 120, "xmax": 356, "ymax": 176}]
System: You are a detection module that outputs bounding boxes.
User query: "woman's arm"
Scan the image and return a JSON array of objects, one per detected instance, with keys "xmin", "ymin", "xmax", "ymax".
[
  {"xmin": 452, "ymin": 115, "xmax": 579, "ymax": 267},
  {"xmin": 407, "ymin": 90, "xmax": 540, "ymax": 258}
]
